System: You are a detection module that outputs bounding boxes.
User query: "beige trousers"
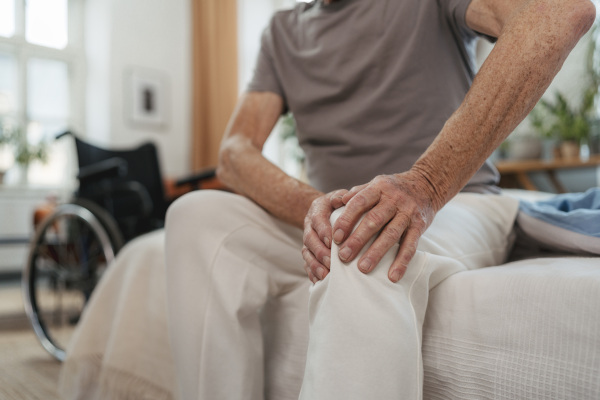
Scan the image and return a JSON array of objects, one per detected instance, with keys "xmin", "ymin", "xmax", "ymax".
[
  {"xmin": 165, "ymin": 190, "xmax": 519, "ymax": 400},
  {"xmin": 300, "ymin": 193, "xmax": 519, "ymax": 399},
  {"xmin": 165, "ymin": 190, "xmax": 309, "ymax": 400}
]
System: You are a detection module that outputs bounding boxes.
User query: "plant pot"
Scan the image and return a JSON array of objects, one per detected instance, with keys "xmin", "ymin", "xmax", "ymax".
[
  {"xmin": 506, "ymin": 137, "xmax": 542, "ymax": 160},
  {"xmin": 559, "ymin": 141, "xmax": 580, "ymax": 160}
]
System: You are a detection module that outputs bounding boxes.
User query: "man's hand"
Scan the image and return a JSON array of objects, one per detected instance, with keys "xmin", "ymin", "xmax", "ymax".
[
  {"xmin": 302, "ymin": 189, "xmax": 348, "ymax": 283},
  {"xmin": 331, "ymin": 171, "xmax": 441, "ymax": 283}
]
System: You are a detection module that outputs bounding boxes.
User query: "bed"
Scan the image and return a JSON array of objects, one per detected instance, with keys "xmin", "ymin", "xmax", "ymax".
[{"xmin": 58, "ymin": 190, "xmax": 600, "ymax": 399}]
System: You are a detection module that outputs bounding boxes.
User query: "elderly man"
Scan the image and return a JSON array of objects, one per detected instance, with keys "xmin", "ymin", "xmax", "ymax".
[{"xmin": 164, "ymin": 0, "xmax": 595, "ymax": 399}]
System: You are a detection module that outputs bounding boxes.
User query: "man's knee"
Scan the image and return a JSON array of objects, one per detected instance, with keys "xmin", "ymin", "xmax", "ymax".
[{"xmin": 166, "ymin": 190, "xmax": 240, "ymax": 232}]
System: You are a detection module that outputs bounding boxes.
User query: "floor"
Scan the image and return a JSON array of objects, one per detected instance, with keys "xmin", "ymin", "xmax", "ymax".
[{"xmin": 0, "ymin": 281, "xmax": 63, "ymax": 400}]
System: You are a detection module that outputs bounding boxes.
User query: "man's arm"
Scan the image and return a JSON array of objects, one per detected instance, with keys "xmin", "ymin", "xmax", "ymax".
[
  {"xmin": 303, "ymin": 0, "xmax": 596, "ymax": 283},
  {"xmin": 220, "ymin": 91, "xmax": 349, "ymax": 282},
  {"xmin": 217, "ymin": 91, "xmax": 323, "ymax": 233}
]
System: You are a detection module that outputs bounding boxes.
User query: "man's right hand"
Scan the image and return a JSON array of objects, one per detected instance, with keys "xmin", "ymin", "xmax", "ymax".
[{"xmin": 302, "ymin": 189, "xmax": 348, "ymax": 283}]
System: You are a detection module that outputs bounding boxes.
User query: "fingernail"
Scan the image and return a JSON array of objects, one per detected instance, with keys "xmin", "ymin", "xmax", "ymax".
[
  {"xmin": 333, "ymin": 229, "xmax": 344, "ymax": 244},
  {"xmin": 339, "ymin": 246, "xmax": 351, "ymax": 261},
  {"xmin": 324, "ymin": 237, "xmax": 330, "ymax": 248},
  {"xmin": 390, "ymin": 269, "xmax": 402, "ymax": 282},
  {"xmin": 322, "ymin": 256, "xmax": 330, "ymax": 267},
  {"xmin": 316, "ymin": 267, "xmax": 325, "ymax": 280},
  {"xmin": 359, "ymin": 258, "xmax": 371, "ymax": 273}
]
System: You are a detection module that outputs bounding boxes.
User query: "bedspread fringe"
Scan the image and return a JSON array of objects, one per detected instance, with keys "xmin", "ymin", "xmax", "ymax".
[{"xmin": 59, "ymin": 354, "xmax": 174, "ymax": 400}]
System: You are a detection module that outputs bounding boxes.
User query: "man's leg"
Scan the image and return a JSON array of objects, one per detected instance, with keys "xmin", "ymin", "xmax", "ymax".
[
  {"xmin": 300, "ymin": 193, "xmax": 519, "ymax": 399},
  {"xmin": 164, "ymin": 190, "xmax": 309, "ymax": 400}
]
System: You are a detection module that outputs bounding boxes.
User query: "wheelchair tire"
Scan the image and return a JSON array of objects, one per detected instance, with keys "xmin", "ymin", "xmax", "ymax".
[{"xmin": 23, "ymin": 201, "xmax": 123, "ymax": 361}]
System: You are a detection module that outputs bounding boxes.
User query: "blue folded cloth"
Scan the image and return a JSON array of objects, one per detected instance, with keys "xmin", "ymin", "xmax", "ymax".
[{"xmin": 519, "ymin": 188, "xmax": 600, "ymax": 238}]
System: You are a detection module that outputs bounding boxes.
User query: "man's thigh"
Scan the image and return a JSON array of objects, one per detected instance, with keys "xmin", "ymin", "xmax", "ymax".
[{"xmin": 416, "ymin": 193, "xmax": 519, "ymax": 270}]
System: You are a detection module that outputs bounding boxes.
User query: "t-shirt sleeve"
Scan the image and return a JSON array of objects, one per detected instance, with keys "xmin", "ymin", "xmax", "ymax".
[
  {"xmin": 246, "ymin": 24, "xmax": 288, "ymax": 110},
  {"xmin": 442, "ymin": 0, "xmax": 497, "ymax": 42}
]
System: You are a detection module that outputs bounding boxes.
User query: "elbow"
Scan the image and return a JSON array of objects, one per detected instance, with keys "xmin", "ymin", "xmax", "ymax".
[
  {"xmin": 216, "ymin": 139, "xmax": 233, "ymax": 185},
  {"xmin": 566, "ymin": 0, "xmax": 596, "ymax": 39},
  {"xmin": 216, "ymin": 134, "xmax": 249, "ymax": 187}
]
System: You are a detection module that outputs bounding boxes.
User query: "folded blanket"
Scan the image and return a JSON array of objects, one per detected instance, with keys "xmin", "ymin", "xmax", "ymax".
[{"xmin": 517, "ymin": 188, "xmax": 600, "ymax": 256}]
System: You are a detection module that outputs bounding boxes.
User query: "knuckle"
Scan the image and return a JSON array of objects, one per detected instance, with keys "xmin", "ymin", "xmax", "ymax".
[
  {"xmin": 350, "ymin": 193, "xmax": 367, "ymax": 207},
  {"xmin": 301, "ymin": 246, "xmax": 311, "ymax": 260},
  {"xmin": 345, "ymin": 236, "xmax": 365, "ymax": 252},
  {"xmin": 333, "ymin": 189, "xmax": 347, "ymax": 198},
  {"xmin": 382, "ymin": 226, "xmax": 402, "ymax": 242},
  {"xmin": 334, "ymin": 214, "xmax": 353, "ymax": 230},
  {"xmin": 315, "ymin": 221, "xmax": 330, "ymax": 236},
  {"xmin": 405, "ymin": 242, "xmax": 418, "ymax": 256},
  {"xmin": 308, "ymin": 259, "xmax": 322, "ymax": 273},
  {"xmin": 401, "ymin": 248, "xmax": 417, "ymax": 264},
  {"xmin": 314, "ymin": 247, "xmax": 329, "ymax": 262},
  {"xmin": 365, "ymin": 209, "xmax": 386, "ymax": 229},
  {"xmin": 372, "ymin": 175, "xmax": 388, "ymax": 185}
]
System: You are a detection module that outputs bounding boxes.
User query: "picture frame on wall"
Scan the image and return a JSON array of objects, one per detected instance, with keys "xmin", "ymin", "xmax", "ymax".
[{"xmin": 126, "ymin": 68, "xmax": 168, "ymax": 129}]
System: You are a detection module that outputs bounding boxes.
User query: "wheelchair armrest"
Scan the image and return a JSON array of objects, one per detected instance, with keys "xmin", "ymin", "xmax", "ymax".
[
  {"xmin": 77, "ymin": 157, "xmax": 128, "ymax": 185},
  {"xmin": 174, "ymin": 168, "xmax": 217, "ymax": 187}
]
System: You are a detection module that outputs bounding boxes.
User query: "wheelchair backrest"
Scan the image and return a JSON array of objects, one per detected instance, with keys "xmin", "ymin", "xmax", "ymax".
[{"xmin": 74, "ymin": 136, "xmax": 168, "ymax": 225}]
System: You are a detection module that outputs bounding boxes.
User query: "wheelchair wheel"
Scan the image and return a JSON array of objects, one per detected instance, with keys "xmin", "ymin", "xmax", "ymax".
[{"xmin": 22, "ymin": 200, "xmax": 123, "ymax": 361}]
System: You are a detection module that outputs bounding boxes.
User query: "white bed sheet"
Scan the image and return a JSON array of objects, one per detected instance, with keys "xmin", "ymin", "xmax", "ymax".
[{"xmin": 422, "ymin": 257, "xmax": 600, "ymax": 399}]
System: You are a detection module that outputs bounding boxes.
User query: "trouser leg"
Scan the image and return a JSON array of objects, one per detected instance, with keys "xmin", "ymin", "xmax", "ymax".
[
  {"xmin": 164, "ymin": 190, "xmax": 308, "ymax": 400},
  {"xmin": 300, "ymin": 193, "xmax": 519, "ymax": 400}
]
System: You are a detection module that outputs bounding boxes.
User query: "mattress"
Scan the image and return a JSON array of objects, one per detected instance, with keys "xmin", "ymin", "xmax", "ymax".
[{"xmin": 422, "ymin": 257, "xmax": 600, "ymax": 399}]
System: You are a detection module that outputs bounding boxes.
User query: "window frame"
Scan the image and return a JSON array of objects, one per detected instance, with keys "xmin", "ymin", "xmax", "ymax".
[{"xmin": 0, "ymin": 0, "xmax": 85, "ymax": 139}]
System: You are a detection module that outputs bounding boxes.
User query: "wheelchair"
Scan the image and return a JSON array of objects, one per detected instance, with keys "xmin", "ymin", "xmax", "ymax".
[{"xmin": 23, "ymin": 132, "xmax": 218, "ymax": 361}]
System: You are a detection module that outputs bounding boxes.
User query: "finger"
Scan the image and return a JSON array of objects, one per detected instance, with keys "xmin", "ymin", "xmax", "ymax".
[
  {"xmin": 304, "ymin": 228, "xmax": 332, "ymax": 268},
  {"xmin": 302, "ymin": 246, "xmax": 329, "ymax": 281},
  {"xmin": 330, "ymin": 189, "xmax": 349, "ymax": 209},
  {"xmin": 304, "ymin": 263, "xmax": 319, "ymax": 284},
  {"xmin": 310, "ymin": 214, "xmax": 333, "ymax": 249},
  {"xmin": 337, "ymin": 203, "xmax": 401, "ymax": 264},
  {"xmin": 356, "ymin": 212, "xmax": 411, "ymax": 273},
  {"xmin": 307, "ymin": 200, "xmax": 336, "ymax": 248},
  {"xmin": 341, "ymin": 184, "xmax": 368, "ymax": 204},
  {"xmin": 388, "ymin": 227, "xmax": 422, "ymax": 282},
  {"xmin": 332, "ymin": 186, "xmax": 381, "ymax": 245}
]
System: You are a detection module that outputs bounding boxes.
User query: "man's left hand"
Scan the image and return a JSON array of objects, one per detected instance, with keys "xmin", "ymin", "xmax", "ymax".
[{"xmin": 332, "ymin": 171, "xmax": 440, "ymax": 282}]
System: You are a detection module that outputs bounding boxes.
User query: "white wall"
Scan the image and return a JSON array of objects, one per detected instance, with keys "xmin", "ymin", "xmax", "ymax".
[
  {"xmin": 237, "ymin": 0, "xmax": 297, "ymax": 172},
  {"xmin": 84, "ymin": 0, "xmax": 295, "ymax": 177},
  {"xmin": 85, "ymin": 0, "xmax": 191, "ymax": 177}
]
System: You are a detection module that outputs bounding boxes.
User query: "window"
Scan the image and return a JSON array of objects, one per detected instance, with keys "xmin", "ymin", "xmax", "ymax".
[{"xmin": 0, "ymin": 0, "xmax": 84, "ymax": 186}]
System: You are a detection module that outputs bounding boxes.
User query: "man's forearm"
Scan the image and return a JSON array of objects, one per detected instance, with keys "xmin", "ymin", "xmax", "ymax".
[
  {"xmin": 412, "ymin": 0, "xmax": 596, "ymax": 209},
  {"xmin": 216, "ymin": 92, "xmax": 323, "ymax": 229},
  {"xmin": 218, "ymin": 134, "xmax": 322, "ymax": 228}
]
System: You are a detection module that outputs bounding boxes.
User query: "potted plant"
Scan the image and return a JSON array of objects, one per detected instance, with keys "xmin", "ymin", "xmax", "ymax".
[
  {"xmin": 529, "ymin": 24, "xmax": 600, "ymax": 159},
  {"xmin": 529, "ymin": 91, "xmax": 594, "ymax": 159},
  {"xmin": 0, "ymin": 121, "xmax": 49, "ymax": 184},
  {"xmin": 278, "ymin": 113, "xmax": 307, "ymax": 180},
  {"xmin": 587, "ymin": 23, "xmax": 600, "ymax": 154}
]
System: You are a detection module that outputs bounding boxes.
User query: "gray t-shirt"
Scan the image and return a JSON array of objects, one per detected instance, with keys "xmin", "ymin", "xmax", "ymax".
[{"xmin": 248, "ymin": 0, "xmax": 499, "ymax": 194}]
